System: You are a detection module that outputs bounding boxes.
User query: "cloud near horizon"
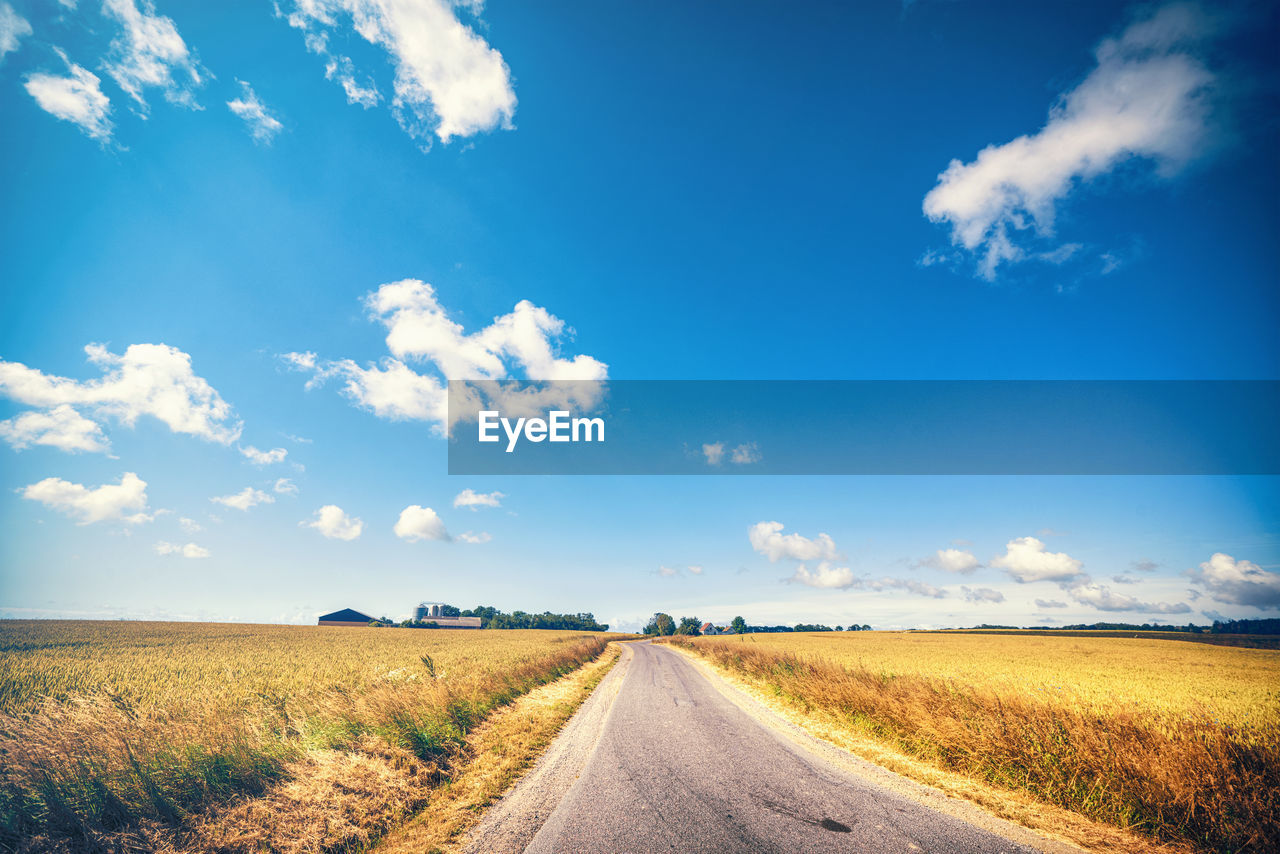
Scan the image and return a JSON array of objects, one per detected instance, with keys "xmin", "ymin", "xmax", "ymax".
[
  {"xmin": 1187, "ymin": 553, "xmax": 1280, "ymax": 610},
  {"xmin": 991, "ymin": 536, "xmax": 1086, "ymax": 584},
  {"xmin": 749, "ymin": 521, "xmax": 841, "ymax": 563},
  {"xmin": 920, "ymin": 547, "xmax": 981, "ymax": 574},
  {"xmin": 154, "ymin": 541, "xmax": 210, "ymax": 558}
]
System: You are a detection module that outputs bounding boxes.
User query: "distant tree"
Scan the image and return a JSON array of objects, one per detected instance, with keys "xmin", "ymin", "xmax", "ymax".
[
  {"xmin": 440, "ymin": 604, "xmax": 461, "ymax": 617},
  {"xmin": 676, "ymin": 616, "xmax": 702, "ymax": 636},
  {"xmin": 731, "ymin": 616, "xmax": 748, "ymax": 635},
  {"xmin": 644, "ymin": 613, "xmax": 676, "ymax": 636},
  {"xmin": 835, "ymin": 625, "xmax": 843, "ymax": 632}
]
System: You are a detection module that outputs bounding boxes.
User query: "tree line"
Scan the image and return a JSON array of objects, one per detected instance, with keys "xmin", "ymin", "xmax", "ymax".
[
  {"xmin": 642, "ymin": 613, "xmax": 871, "ymax": 636},
  {"xmin": 393, "ymin": 605, "xmax": 608, "ymax": 631}
]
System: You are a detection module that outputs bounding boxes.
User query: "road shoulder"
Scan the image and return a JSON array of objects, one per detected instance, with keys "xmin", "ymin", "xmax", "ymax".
[{"xmin": 373, "ymin": 640, "xmax": 628, "ymax": 854}]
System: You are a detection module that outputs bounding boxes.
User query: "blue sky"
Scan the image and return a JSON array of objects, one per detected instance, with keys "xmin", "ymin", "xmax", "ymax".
[{"xmin": 1, "ymin": 0, "xmax": 1277, "ymax": 631}]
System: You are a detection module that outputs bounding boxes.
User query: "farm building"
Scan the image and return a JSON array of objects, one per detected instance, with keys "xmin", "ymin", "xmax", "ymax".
[
  {"xmin": 318, "ymin": 608, "xmax": 377, "ymax": 627},
  {"xmin": 418, "ymin": 615, "xmax": 483, "ymax": 629},
  {"xmin": 701, "ymin": 622, "xmax": 720, "ymax": 635},
  {"xmin": 413, "ymin": 601, "xmax": 483, "ymax": 628}
]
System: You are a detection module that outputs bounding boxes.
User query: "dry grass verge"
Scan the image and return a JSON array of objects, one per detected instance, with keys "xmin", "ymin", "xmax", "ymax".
[
  {"xmin": 660, "ymin": 636, "xmax": 1279, "ymax": 854},
  {"xmin": 372, "ymin": 642, "xmax": 621, "ymax": 854}
]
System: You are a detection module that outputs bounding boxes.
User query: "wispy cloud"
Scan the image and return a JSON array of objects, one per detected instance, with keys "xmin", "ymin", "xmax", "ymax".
[
  {"xmin": 227, "ymin": 81, "xmax": 283, "ymax": 143},
  {"xmin": 24, "ymin": 50, "xmax": 114, "ymax": 142},
  {"xmin": 923, "ymin": 2, "xmax": 1219, "ymax": 278},
  {"xmin": 154, "ymin": 541, "xmax": 209, "ymax": 558},
  {"xmin": 454, "ymin": 488, "xmax": 504, "ymax": 509},
  {"xmin": 210, "ymin": 487, "xmax": 274, "ymax": 511},
  {"xmin": 240, "ymin": 445, "xmax": 287, "ymax": 465},
  {"xmin": 0, "ymin": 3, "xmax": 32, "ymax": 62},
  {"xmin": 101, "ymin": 0, "xmax": 206, "ymax": 111}
]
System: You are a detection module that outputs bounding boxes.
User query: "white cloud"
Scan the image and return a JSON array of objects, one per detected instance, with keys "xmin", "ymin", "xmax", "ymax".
[
  {"xmin": 0, "ymin": 343, "xmax": 241, "ymax": 446},
  {"xmin": 240, "ymin": 445, "xmax": 288, "ymax": 465},
  {"xmin": 394, "ymin": 504, "xmax": 449, "ymax": 542},
  {"xmin": 101, "ymin": 0, "xmax": 205, "ymax": 111},
  {"xmin": 227, "ymin": 80, "xmax": 283, "ymax": 143},
  {"xmin": 920, "ymin": 547, "xmax": 981, "ymax": 574},
  {"xmin": 453, "ymin": 488, "xmax": 504, "ymax": 509},
  {"xmin": 299, "ymin": 356, "xmax": 447, "ymax": 423},
  {"xmin": 702, "ymin": 442, "xmax": 724, "ymax": 466},
  {"xmin": 24, "ymin": 50, "xmax": 114, "ymax": 142},
  {"xmin": 273, "ymin": 477, "xmax": 299, "ymax": 496},
  {"xmin": 178, "ymin": 516, "xmax": 202, "ymax": 533},
  {"xmin": 749, "ymin": 521, "xmax": 841, "ymax": 563},
  {"xmin": 457, "ymin": 530, "xmax": 490, "ymax": 544},
  {"xmin": 962, "ymin": 586, "xmax": 1005, "ymax": 604},
  {"xmin": 0, "ymin": 405, "xmax": 110, "ymax": 453},
  {"xmin": 303, "ymin": 504, "xmax": 363, "ymax": 540},
  {"xmin": 21, "ymin": 471, "xmax": 151, "ymax": 525},
  {"xmin": 1113, "ymin": 574, "xmax": 1139, "ymax": 584},
  {"xmin": 687, "ymin": 565, "xmax": 703, "ymax": 575},
  {"xmin": 657, "ymin": 565, "xmax": 678, "ymax": 578},
  {"xmin": 788, "ymin": 562, "xmax": 856, "ymax": 590},
  {"xmin": 0, "ymin": 3, "xmax": 32, "ymax": 61},
  {"xmin": 324, "ymin": 55, "xmax": 380, "ymax": 106},
  {"xmin": 1067, "ymin": 583, "xmax": 1190, "ymax": 614},
  {"xmin": 991, "ymin": 536, "xmax": 1086, "ymax": 584},
  {"xmin": 1132, "ymin": 558, "xmax": 1160, "ymax": 572},
  {"xmin": 284, "ymin": 280, "xmax": 607, "ymax": 435},
  {"xmin": 154, "ymin": 541, "xmax": 209, "ymax": 558},
  {"xmin": 923, "ymin": 2, "xmax": 1218, "ymax": 278},
  {"xmin": 284, "ymin": 0, "xmax": 516, "ymax": 145},
  {"xmin": 867, "ymin": 577, "xmax": 948, "ymax": 598},
  {"xmin": 1035, "ymin": 599, "xmax": 1068, "ymax": 609},
  {"xmin": 730, "ymin": 442, "xmax": 761, "ymax": 465},
  {"xmin": 210, "ymin": 487, "xmax": 274, "ymax": 511},
  {"xmin": 1187, "ymin": 553, "xmax": 1280, "ymax": 610}
]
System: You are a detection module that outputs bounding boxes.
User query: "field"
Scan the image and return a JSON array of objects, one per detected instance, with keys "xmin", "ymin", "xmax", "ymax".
[
  {"xmin": 0, "ymin": 620, "xmax": 624, "ymax": 853},
  {"xmin": 663, "ymin": 631, "xmax": 1280, "ymax": 853}
]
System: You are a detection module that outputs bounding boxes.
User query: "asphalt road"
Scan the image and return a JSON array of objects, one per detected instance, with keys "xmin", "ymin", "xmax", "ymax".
[{"xmin": 467, "ymin": 641, "xmax": 1074, "ymax": 854}]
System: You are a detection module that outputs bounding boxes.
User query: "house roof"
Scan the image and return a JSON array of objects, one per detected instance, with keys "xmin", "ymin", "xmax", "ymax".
[{"xmin": 319, "ymin": 608, "xmax": 375, "ymax": 623}]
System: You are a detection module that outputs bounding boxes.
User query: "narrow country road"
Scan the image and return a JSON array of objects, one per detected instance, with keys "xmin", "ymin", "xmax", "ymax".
[{"xmin": 466, "ymin": 641, "xmax": 1082, "ymax": 854}]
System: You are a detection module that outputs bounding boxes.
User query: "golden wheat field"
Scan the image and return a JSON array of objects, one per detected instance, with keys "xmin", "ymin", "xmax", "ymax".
[
  {"xmin": 666, "ymin": 631, "xmax": 1280, "ymax": 854},
  {"xmin": 717, "ymin": 630, "xmax": 1280, "ymax": 725},
  {"xmin": 0, "ymin": 620, "xmax": 624, "ymax": 853}
]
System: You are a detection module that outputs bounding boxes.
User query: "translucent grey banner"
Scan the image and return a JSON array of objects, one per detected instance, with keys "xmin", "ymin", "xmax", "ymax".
[{"xmin": 446, "ymin": 380, "xmax": 1280, "ymax": 475}]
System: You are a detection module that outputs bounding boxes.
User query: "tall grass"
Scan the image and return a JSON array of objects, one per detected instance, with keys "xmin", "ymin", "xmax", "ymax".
[
  {"xmin": 664, "ymin": 636, "xmax": 1280, "ymax": 853},
  {"xmin": 0, "ymin": 622, "xmax": 612, "ymax": 852}
]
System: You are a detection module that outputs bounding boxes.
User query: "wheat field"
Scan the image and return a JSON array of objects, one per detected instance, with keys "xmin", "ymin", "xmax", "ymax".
[
  {"xmin": 665, "ymin": 631, "xmax": 1280, "ymax": 853},
  {"xmin": 0, "ymin": 620, "xmax": 622, "ymax": 852}
]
